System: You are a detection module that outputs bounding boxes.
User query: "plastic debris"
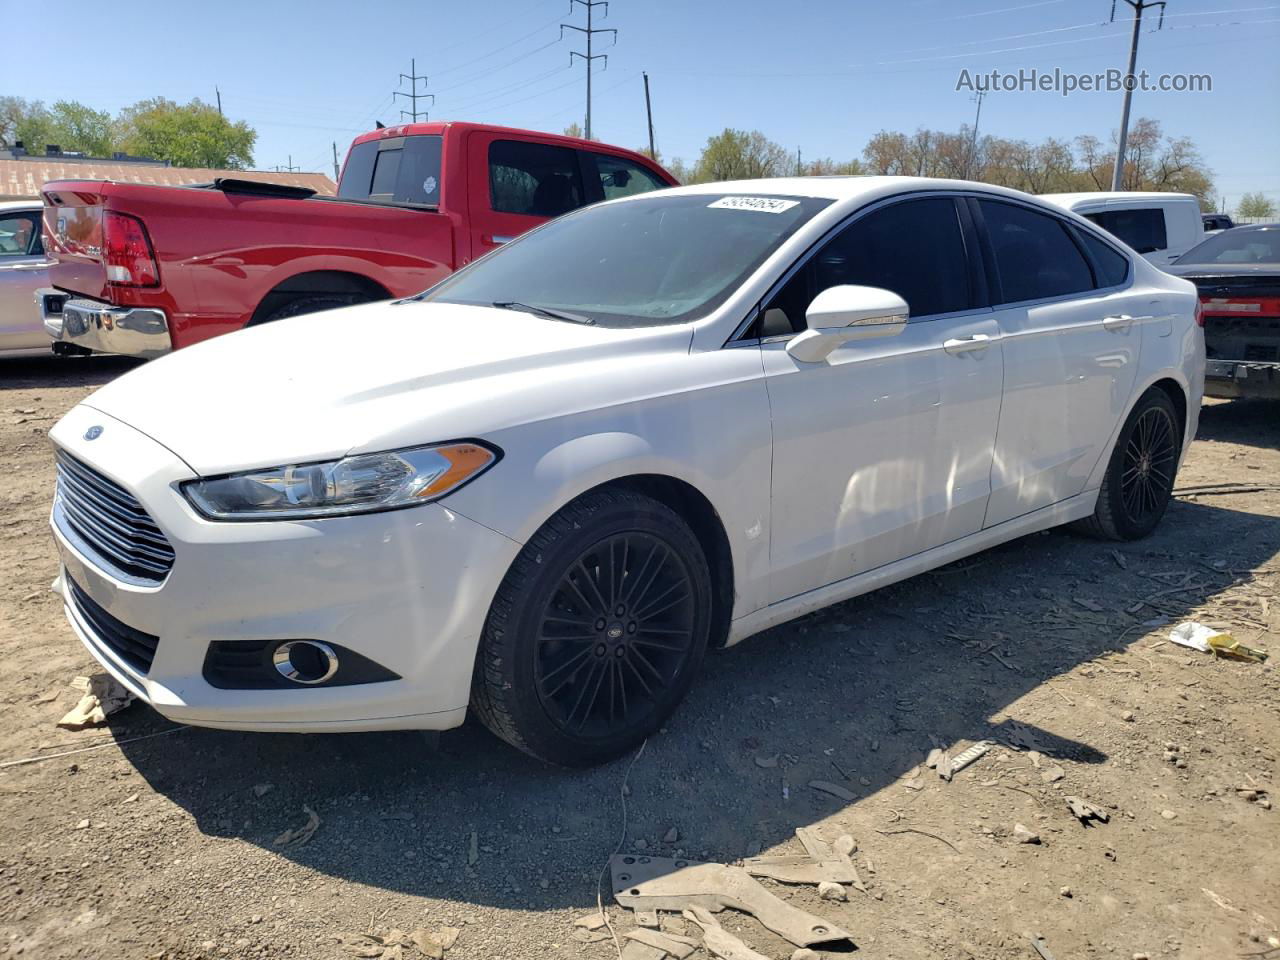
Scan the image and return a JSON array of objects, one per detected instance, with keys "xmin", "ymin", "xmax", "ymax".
[
  {"xmin": 272, "ymin": 805, "xmax": 320, "ymax": 848},
  {"xmin": 624, "ymin": 928, "xmax": 699, "ymax": 960},
  {"xmin": 57, "ymin": 675, "xmax": 134, "ymax": 729},
  {"xmin": 1065, "ymin": 796, "xmax": 1110, "ymax": 825},
  {"xmin": 682, "ymin": 905, "xmax": 772, "ymax": 960},
  {"xmin": 1168, "ymin": 621, "xmax": 1268, "ymax": 662}
]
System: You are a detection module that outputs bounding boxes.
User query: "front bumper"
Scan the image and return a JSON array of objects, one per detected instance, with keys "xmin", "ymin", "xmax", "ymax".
[
  {"xmin": 48, "ymin": 404, "xmax": 522, "ymax": 733},
  {"xmin": 1204, "ymin": 359, "xmax": 1280, "ymax": 400},
  {"xmin": 41, "ymin": 289, "xmax": 173, "ymax": 359}
]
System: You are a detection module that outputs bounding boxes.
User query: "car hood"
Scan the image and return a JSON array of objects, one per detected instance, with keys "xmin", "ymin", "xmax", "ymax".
[{"xmin": 79, "ymin": 301, "xmax": 694, "ymax": 475}]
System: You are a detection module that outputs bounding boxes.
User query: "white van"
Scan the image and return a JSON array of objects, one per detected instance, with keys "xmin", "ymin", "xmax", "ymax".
[{"xmin": 1039, "ymin": 192, "xmax": 1205, "ymax": 267}]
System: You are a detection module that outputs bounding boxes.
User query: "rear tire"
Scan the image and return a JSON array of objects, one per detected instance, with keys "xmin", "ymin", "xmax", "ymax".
[
  {"xmin": 256, "ymin": 295, "xmax": 362, "ymax": 324},
  {"xmin": 470, "ymin": 488, "xmax": 712, "ymax": 767},
  {"xmin": 1074, "ymin": 388, "xmax": 1182, "ymax": 541}
]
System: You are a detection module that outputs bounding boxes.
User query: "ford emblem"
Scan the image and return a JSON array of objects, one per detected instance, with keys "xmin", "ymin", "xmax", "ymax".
[{"xmin": 84, "ymin": 425, "xmax": 103, "ymax": 441}]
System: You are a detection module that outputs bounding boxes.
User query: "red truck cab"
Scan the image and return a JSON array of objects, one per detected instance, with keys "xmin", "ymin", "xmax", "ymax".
[{"xmin": 40, "ymin": 122, "xmax": 675, "ymax": 357}]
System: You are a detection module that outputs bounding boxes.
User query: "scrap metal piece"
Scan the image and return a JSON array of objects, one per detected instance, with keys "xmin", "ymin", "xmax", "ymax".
[
  {"xmin": 1029, "ymin": 935, "xmax": 1057, "ymax": 960},
  {"xmin": 683, "ymin": 905, "xmax": 772, "ymax": 960},
  {"xmin": 808, "ymin": 779, "xmax": 857, "ymax": 802},
  {"xmin": 611, "ymin": 855, "xmax": 853, "ymax": 949},
  {"xmin": 635, "ymin": 908, "xmax": 660, "ymax": 929},
  {"xmin": 624, "ymin": 928, "xmax": 699, "ymax": 960},
  {"xmin": 949, "ymin": 740, "xmax": 993, "ymax": 775},
  {"xmin": 743, "ymin": 830, "xmax": 866, "ymax": 892},
  {"xmin": 1065, "ymin": 796, "xmax": 1110, "ymax": 825}
]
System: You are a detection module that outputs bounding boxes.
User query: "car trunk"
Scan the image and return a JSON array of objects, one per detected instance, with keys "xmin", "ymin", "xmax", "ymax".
[
  {"xmin": 42, "ymin": 182, "xmax": 111, "ymax": 302},
  {"xmin": 1185, "ymin": 273, "xmax": 1280, "ymax": 364}
]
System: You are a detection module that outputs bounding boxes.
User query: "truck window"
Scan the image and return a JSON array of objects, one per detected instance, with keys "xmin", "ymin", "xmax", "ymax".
[
  {"xmin": 1084, "ymin": 208, "xmax": 1168, "ymax": 255},
  {"xmin": 338, "ymin": 135, "xmax": 442, "ymax": 206},
  {"xmin": 588, "ymin": 153, "xmax": 669, "ymax": 200},
  {"xmin": 489, "ymin": 140, "xmax": 584, "ymax": 218}
]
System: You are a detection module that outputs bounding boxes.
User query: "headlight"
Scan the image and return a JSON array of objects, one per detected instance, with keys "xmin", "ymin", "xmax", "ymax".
[{"xmin": 181, "ymin": 442, "xmax": 499, "ymax": 520}]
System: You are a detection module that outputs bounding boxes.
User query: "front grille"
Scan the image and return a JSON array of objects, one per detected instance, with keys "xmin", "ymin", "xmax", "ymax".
[
  {"xmin": 67, "ymin": 575, "xmax": 159, "ymax": 674},
  {"xmin": 55, "ymin": 451, "xmax": 175, "ymax": 584}
]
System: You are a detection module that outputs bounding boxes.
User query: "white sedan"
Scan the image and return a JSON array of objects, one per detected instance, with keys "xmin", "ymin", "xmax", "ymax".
[{"xmin": 49, "ymin": 177, "xmax": 1204, "ymax": 766}]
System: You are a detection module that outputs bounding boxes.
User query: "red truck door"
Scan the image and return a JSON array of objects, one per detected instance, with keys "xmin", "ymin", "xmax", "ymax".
[{"xmin": 464, "ymin": 130, "xmax": 587, "ymax": 264}]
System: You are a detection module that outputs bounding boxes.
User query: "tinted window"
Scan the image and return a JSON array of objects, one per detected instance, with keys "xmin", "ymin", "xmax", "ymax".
[
  {"xmin": 760, "ymin": 197, "xmax": 973, "ymax": 335},
  {"xmin": 338, "ymin": 135, "xmax": 442, "ymax": 205},
  {"xmin": 591, "ymin": 153, "xmax": 668, "ymax": 200},
  {"xmin": 489, "ymin": 140, "xmax": 584, "ymax": 217},
  {"xmin": 980, "ymin": 200, "xmax": 1094, "ymax": 304},
  {"xmin": 424, "ymin": 193, "xmax": 832, "ymax": 327},
  {"xmin": 1077, "ymin": 229, "xmax": 1130, "ymax": 287},
  {"xmin": 1085, "ymin": 207, "xmax": 1168, "ymax": 254},
  {"xmin": 0, "ymin": 213, "xmax": 39, "ymax": 257},
  {"xmin": 1176, "ymin": 228, "xmax": 1280, "ymax": 265}
]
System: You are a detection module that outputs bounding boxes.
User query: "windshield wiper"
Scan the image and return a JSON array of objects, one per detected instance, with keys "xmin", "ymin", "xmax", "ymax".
[{"xmin": 491, "ymin": 301, "xmax": 595, "ymax": 325}]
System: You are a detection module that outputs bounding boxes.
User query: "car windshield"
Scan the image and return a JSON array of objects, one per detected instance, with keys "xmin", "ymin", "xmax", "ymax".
[
  {"xmin": 421, "ymin": 192, "xmax": 833, "ymax": 327},
  {"xmin": 1177, "ymin": 228, "xmax": 1280, "ymax": 265}
]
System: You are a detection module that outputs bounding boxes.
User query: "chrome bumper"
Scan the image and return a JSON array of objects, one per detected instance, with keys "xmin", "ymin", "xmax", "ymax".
[
  {"xmin": 1204, "ymin": 359, "xmax": 1280, "ymax": 399},
  {"xmin": 40, "ymin": 289, "xmax": 172, "ymax": 359}
]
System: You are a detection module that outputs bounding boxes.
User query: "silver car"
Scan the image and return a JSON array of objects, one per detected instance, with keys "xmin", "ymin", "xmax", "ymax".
[{"xmin": 0, "ymin": 200, "xmax": 53, "ymax": 357}]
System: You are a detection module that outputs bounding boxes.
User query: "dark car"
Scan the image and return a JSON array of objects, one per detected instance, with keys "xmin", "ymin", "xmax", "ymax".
[
  {"xmin": 1169, "ymin": 223, "xmax": 1280, "ymax": 399},
  {"xmin": 1202, "ymin": 213, "xmax": 1235, "ymax": 233}
]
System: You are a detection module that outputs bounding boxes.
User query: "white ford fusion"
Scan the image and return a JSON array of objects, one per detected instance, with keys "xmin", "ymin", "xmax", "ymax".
[{"xmin": 49, "ymin": 177, "xmax": 1204, "ymax": 766}]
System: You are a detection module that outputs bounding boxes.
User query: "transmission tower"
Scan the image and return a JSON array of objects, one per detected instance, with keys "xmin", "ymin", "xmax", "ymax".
[
  {"xmin": 395, "ymin": 58, "xmax": 434, "ymax": 123},
  {"xmin": 561, "ymin": 0, "xmax": 616, "ymax": 140}
]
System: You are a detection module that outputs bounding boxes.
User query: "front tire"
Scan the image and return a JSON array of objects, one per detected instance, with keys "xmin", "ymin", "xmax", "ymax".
[
  {"xmin": 1076, "ymin": 388, "xmax": 1182, "ymax": 541},
  {"xmin": 470, "ymin": 488, "xmax": 712, "ymax": 767}
]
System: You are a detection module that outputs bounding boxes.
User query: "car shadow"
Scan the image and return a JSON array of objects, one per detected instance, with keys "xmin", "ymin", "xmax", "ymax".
[
  {"xmin": 0, "ymin": 355, "xmax": 142, "ymax": 390},
  {"xmin": 107, "ymin": 493, "xmax": 1280, "ymax": 916},
  {"xmin": 1196, "ymin": 397, "xmax": 1280, "ymax": 451}
]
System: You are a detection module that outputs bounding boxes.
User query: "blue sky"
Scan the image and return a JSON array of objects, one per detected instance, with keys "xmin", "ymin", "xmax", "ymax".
[{"xmin": 5, "ymin": 0, "xmax": 1278, "ymax": 207}]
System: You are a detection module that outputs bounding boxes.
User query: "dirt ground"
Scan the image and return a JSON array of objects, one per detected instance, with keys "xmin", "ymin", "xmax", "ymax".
[{"xmin": 1, "ymin": 356, "xmax": 1276, "ymax": 960}]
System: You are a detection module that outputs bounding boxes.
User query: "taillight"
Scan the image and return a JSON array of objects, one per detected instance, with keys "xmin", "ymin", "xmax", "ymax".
[
  {"xmin": 103, "ymin": 212, "xmax": 159, "ymax": 287},
  {"xmin": 1194, "ymin": 299, "xmax": 1205, "ymax": 328}
]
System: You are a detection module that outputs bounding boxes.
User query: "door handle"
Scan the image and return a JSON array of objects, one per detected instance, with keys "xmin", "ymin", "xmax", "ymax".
[
  {"xmin": 943, "ymin": 334, "xmax": 991, "ymax": 355},
  {"xmin": 1102, "ymin": 314, "xmax": 1134, "ymax": 331}
]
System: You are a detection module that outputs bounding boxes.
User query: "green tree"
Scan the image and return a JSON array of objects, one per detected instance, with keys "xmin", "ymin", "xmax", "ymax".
[
  {"xmin": 0, "ymin": 97, "xmax": 56, "ymax": 152},
  {"xmin": 48, "ymin": 100, "xmax": 113, "ymax": 156},
  {"xmin": 694, "ymin": 128, "xmax": 790, "ymax": 182},
  {"xmin": 562, "ymin": 121, "xmax": 584, "ymax": 139},
  {"xmin": 117, "ymin": 98, "xmax": 256, "ymax": 169},
  {"xmin": 1237, "ymin": 192, "xmax": 1277, "ymax": 219}
]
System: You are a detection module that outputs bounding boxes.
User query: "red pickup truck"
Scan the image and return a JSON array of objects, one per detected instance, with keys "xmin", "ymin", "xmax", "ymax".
[{"xmin": 40, "ymin": 122, "xmax": 675, "ymax": 357}]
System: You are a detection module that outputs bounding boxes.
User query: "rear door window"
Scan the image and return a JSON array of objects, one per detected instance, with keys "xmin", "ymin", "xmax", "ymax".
[
  {"xmin": 588, "ymin": 153, "xmax": 669, "ymax": 201},
  {"xmin": 759, "ymin": 196, "xmax": 974, "ymax": 336},
  {"xmin": 1084, "ymin": 207, "xmax": 1168, "ymax": 254},
  {"xmin": 979, "ymin": 200, "xmax": 1095, "ymax": 304},
  {"xmin": 338, "ymin": 135, "xmax": 442, "ymax": 205},
  {"xmin": 0, "ymin": 213, "xmax": 40, "ymax": 257},
  {"xmin": 489, "ymin": 140, "xmax": 584, "ymax": 217}
]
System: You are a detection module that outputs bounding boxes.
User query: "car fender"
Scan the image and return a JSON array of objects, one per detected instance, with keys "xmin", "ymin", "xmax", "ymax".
[{"xmin": 1085, "ymin": 363, "xmax": 1196, "ymax": 491}]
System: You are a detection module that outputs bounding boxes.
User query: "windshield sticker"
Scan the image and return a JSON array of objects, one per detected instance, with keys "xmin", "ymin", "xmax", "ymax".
[{"xmin": 707, "ymin": 196, "xmax": 800, "ymax": 214}]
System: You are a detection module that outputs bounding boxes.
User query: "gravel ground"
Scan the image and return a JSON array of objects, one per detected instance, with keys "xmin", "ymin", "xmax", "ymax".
[{"xmin": 1, "ymin": 356, "xmax": 1277, "ymax": 960}]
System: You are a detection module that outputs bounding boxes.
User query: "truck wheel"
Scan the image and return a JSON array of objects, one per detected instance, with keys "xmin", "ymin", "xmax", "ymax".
[
  {"xmin": 1074, "ymin": 388, "xmax": 1182, "ymax": 541},
  {"xmin": 470, "ymin": 488, "xmax": 712, "ymax": 767},
  {"xmin": 256, "ymin": 295, "xmax": 361, "ymax": 324}
]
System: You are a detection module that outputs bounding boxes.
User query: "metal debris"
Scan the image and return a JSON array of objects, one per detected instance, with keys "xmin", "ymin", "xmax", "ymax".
[
  {"xmin": 682, "ymin": 905, "xmax": 772, "ymax": 960},
  {"xmin": 808, "ymin": 779, "xmax": 857, "ymax": 802},
  {"xmin": 1029, "ymin": 935, "xmax": 1057, "ymax": 960},
  {"xmin": 272, "ymin": 805, "xmax": 320, "ymax": 848},
  {"xmin": 624, "ymin": 928, "xmax": 699, "ymax": 960},
  {"xmin": 1065, "ymin": 796, "xmax": 1110, "ymax": 825},
  {"xmin": 636, "ymin": 908, "xmax": 660, "ymax": 928},
  {"xmin": 610, "ymin": 855, "xmax": 852, "ymax": 949},
  {"xmin": 743, "ymin": 828, "xmax": 865, "ymax": 891}
]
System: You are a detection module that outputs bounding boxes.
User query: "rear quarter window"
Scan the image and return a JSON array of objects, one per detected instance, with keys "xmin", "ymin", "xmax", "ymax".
[
  {"xmin": 1077, "ymin": 229, "xmax": 1131, "ymax": 287},
  {"xmin": 338, "ymin": 135, "xmax": 442, "ymax": 205}
]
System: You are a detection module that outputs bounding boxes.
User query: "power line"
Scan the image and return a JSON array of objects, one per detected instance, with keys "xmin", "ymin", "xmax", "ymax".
[
  {"xmin": 935, "ymin": 0, "xmax": 1069, "ymax": 21},
  {"xmin": 562, "ymin": 0, "xmax": 616, "ymax": 139},
  {"xmin": 395, "ymin": 58, "xmax": 434, "ymax": 123},
  {"xmin": 429, "ymin": 9, "xmax": 572, "ymax": 78}
]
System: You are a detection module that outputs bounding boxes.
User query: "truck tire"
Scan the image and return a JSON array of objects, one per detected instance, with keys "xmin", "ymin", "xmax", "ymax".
[
  {"xmin": 1074, "ymin": 388, "xmax": 1182, "ymax": 541},
  {"xmin": 256, "ymin": 295, "xmax": 362, "ymax": 324},
  {"xmin": 470, "ymin": 488, "xmax": 712, "ymax": 767}
]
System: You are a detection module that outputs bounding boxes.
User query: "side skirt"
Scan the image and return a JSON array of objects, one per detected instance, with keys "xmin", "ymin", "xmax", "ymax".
[{"xmin": 725, "ymin": 490, "xmax": 1098, "ymax": 646}]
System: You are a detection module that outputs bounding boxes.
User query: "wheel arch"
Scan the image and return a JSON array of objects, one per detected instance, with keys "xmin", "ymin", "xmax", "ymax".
[
  {"xmin": 248, "ymin": 270, "xmax": 392, "ymax": 326},
  {"xmin": 1086, "ymin": 370, "xmax": 1191, "ymax": 491}
]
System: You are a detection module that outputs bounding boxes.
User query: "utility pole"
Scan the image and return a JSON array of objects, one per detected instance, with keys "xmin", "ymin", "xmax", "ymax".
[
  {"xmin": 796, "ymin": 147, "xmax": 803, "ymax": 177},
  {"xmin": 1109, "ymin": 0, "xmax": 1167, "ymax": 191},
  {"xmin": 275, "ymin": 155, "xmax": 300, "ymax": 173},
  {"xmin": 967, "ymin": 89, "xmax": 986, "ymax": 180},
  {"xmin": 215, "ymin": 87, "xmax": 223, "ymax": 117},
  {"xmin": 332, "ymin": 142, "xmax": 340, "ymax": 182},
  {"xmin": 642, "ymin": 72, "xmax": 655, "ymax": 160},
  {"xmin": 395, "ymin": 58, "xmax": 434, "ymax": 123},
  {"xmin": 562, "ymin": 0, "xmax": 616, "ymax": 140}
]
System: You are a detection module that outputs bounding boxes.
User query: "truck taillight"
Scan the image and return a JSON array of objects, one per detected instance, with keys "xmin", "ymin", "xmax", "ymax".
[
  {"xmin": 103, "ymin": 212, "xmax": 159, "ymax": 287},
  {"xmin": 1195, "ymin": 299, "xmax": 1205, "ymax": 327}
]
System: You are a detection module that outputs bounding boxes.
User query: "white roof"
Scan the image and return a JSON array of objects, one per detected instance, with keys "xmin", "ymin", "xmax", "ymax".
[
  {"xmin": 1040, "ymin": 191, "xmax": 1199, "ymax": 210},
  {"xmin": 661, "ymin": 175, "xmax": 1050, "ymax": 205}
]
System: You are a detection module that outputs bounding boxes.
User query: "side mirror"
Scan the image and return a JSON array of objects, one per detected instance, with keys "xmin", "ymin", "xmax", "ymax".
[{"xmin": 785, "ymin": 285, "xmax": 909, "ymax": 363}]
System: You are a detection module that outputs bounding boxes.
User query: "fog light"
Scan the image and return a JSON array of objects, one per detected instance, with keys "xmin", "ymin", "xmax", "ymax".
[{"xmin": 272, "ymin": 640, "xmax": 340, "ymax": 685}]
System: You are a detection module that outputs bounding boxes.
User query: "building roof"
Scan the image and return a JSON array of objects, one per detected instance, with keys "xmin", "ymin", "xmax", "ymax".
[{"xmin": 0, "ymin": 159, "xmax": 335, "ymax": 200}]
